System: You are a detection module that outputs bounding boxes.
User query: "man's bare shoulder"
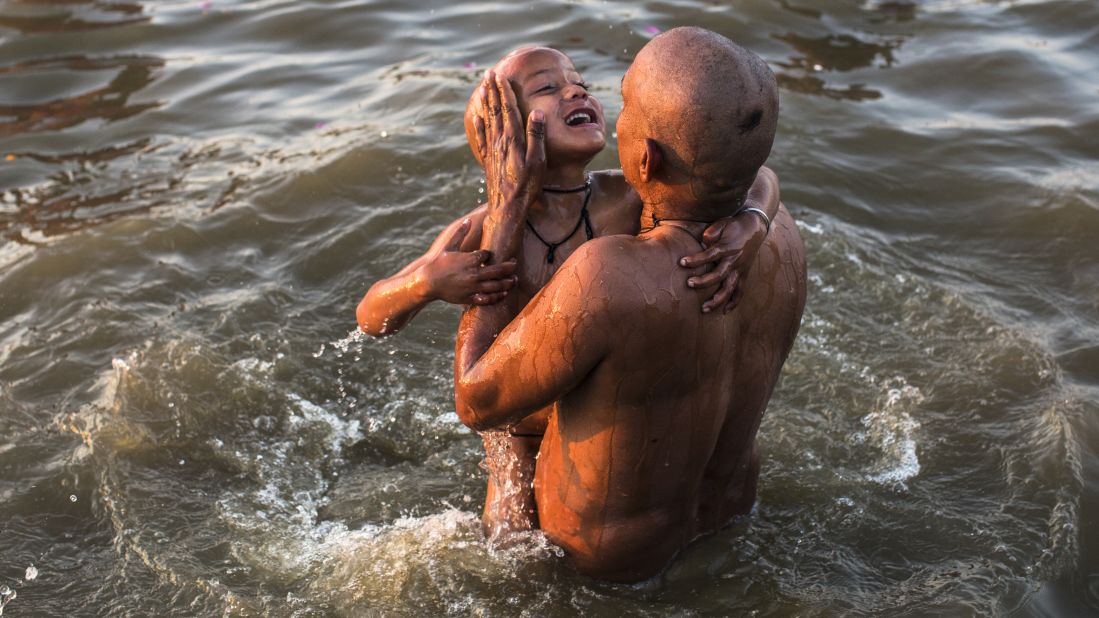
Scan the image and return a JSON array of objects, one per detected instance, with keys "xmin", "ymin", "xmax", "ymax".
[
  {"xmin": 552, "ymin": 234, "xmax": 649, "ymax": 295},
  {"xmin": 564, "ymin": 232, "xmax": 645, "ymax": 265}
]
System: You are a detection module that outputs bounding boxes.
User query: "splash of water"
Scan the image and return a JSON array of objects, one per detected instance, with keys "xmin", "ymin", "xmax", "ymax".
[
  {"xmin": 0, "ymin": 585, "xmax": 15, "ymax": 615},
  {"xmin": 861, "ymin": 378, "xmax": 925, "ymax": 488}
]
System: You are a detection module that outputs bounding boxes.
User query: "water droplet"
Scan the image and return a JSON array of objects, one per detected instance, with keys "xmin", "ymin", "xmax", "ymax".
[
  {"xmin": 24, "ymin": 566, "xmax": 37, "ymax": 581},
  {"xmin": 69, "ymin": 495, "xmax": 77, "ymax": 502},
  {"xmin": 380, "ymin": 130, "xmax": 389, "ymax": 138}
]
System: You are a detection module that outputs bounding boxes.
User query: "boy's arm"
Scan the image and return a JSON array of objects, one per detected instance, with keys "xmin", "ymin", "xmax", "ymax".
[
  {"xmin": 355, "ymin": 211, "xmax": 518, "ymax": 336},
  {"xmin": 682, "ymin": 165, "xmax": 780, "ymax": 312}
]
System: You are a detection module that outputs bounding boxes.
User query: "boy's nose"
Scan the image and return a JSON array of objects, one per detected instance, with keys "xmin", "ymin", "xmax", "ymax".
[{"xmin": 562, "ymin": 84, "xmax": 589, "ymax": 99}]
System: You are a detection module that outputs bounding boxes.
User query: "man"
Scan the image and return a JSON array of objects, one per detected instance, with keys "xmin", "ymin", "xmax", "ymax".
[{"xmin": 455, "ymin": 27, "xmax": 807, "ymax": 582}]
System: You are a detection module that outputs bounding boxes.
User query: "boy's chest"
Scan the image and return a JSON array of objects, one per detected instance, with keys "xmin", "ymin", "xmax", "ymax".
[
  {"xmin": 515, "ymin": 229, "xmax": 578, "ymax": 294},
  {"xmin": 514, "ymin": 196, "xmax": 637, "ymax": 294}
]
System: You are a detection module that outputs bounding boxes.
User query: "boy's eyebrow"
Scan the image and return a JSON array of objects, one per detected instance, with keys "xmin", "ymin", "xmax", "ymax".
[{"xmin": 521, "ymin": 68, "xmax": 555, "ymax": 82}]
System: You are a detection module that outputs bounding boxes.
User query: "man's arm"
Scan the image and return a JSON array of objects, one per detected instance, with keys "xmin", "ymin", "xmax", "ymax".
[{"xmin": 455, "ymin": 239, "xmax": 616, "ymax": 431}]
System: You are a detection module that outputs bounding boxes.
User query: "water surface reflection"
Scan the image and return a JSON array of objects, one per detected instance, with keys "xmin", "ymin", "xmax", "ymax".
[{"xmin": 0, "ymin": 0, "xmax": 148, "ymax": 34}]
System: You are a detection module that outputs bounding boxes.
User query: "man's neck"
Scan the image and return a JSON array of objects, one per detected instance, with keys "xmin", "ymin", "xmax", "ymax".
[
  {"xmin": 638, "ymin": 186, "xmax": 749, "ymax": 233},
  {"xmin": 639, "ymin": 199, "xmax": 713, "ymax": 230}
]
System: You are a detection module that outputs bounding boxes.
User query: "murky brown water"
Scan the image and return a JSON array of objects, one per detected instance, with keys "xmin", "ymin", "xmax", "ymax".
[{"xmin": 1, "ymin": 0, "xmax": 1097, "ymax": 615}]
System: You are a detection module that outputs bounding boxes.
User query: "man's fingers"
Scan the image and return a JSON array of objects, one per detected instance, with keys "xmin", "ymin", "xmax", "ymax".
[
  {"xmin": 680, "ymin": 244, "xmax": 725, "ymax": 268},
  {"xmin": 444, "ymin": 218, "xmax": 472, "ymax": 251},
  {"xmin": 484, "ymin": 70, "xmax": 503, "ymax": 135},
  {"xmin": 472, "ymin": 116, "xmax": 487, "ymax": 162},
  {"xmin": 478, "ymin": 82, "xmax": 496, "ymax": 148},
  {"xmin": 478, "ymin": 83, "xmax": 491, "ymax": 132},
  {"xmin": 525, "ymin": 110, "xmax": 546, "ymax": 189},
  {"xmin": 687, "ymin": 259, "xmax": 733, "ymax": 289},
  {"xmin": 476, "ymin": 260, "xmax": 518, "ymax": 280},
  {"xmin": 496, "ymin": 74, "xmax": 519, "ymax": 141}
]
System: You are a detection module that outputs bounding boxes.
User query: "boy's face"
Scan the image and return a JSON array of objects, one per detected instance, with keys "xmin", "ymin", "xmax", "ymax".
[{"xmin": 495, "ymin": 48, "xmax": 606, "ymax": 163}]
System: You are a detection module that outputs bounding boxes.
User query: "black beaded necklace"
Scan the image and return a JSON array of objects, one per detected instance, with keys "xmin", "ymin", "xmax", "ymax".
[{"xmin": 527, "ymin": 177, "xmax": 594, "ymax": 263}]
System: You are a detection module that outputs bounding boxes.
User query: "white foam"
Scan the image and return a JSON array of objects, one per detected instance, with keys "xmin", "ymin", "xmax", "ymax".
[
  {"xmin": 286, "ymin": 393, "xmax": 362, "ymax": 454},
  {"xmin": 862, "ymin": 379, "xmax": 924, "ymax": 488}
]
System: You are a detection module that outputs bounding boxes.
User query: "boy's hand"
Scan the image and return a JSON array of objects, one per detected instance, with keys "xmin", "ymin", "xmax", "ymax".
[
  {"xmin": 681, "ymin": 167, "xmax": 779, "ymax": 313},
  {"xmin": 422, "ymin": 218, "xmax": 518, "ymax": 305},
  {"xmin": 472, "ymin": 71, "xmax": 546, "ymax": 261},
  {"xmin": 681, "ymin": 214, "xmax": 768, "ymax": 313}
]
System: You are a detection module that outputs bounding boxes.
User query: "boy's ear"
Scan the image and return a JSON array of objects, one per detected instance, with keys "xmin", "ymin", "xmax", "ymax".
[{"xmin": 639, "ymin": 138, "xmax": 662, "ymax": 183}]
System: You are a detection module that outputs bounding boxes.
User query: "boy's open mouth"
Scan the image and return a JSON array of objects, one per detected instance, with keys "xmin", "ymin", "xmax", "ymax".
[{"xmin": 564, "ymin": 107, "xmax": 600, "ymax": 127}]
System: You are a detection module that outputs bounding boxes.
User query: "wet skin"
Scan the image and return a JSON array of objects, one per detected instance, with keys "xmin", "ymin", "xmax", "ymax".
[
  {"xmin": 356, "ymin": 47, "xmax": 781, "ymax": 540},
  {"xmin": 455, "ymin": 30, "xmax": 806, "ymax": 581}
]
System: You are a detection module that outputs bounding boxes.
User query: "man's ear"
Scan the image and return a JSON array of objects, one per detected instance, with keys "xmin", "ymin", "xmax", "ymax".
[{"xmin": 639, "ymin": 138, "xmax": 662, "ymax": 183}]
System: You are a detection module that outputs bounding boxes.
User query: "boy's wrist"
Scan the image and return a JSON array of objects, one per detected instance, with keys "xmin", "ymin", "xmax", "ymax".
[{"xmin": 736, "ymin": 206, "xmax": 770, "ymax": 237}]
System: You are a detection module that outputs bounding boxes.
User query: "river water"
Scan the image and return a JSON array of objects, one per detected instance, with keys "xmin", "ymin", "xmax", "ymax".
[{"xmin": 1, "ymin": 0, "xmax": 1096, "ymax": 615}]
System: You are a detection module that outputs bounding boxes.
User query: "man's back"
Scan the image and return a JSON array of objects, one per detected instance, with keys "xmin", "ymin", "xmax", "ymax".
[{"xmin": 533, "ymin": 205, "xmax": 806, "ymax": 581}]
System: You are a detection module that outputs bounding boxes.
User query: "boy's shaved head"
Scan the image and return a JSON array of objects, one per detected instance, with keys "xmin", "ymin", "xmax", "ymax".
[
  {"xmin": 621, "ymin": 27, "xmax": 778, "ymax": 206},
  {"xmin": 464, "ymin": 47, "xmax": 604, "ymax": 168},
  {"xmin": 464, "ymin": 47, "xmax": 555, "ymax": 165}
]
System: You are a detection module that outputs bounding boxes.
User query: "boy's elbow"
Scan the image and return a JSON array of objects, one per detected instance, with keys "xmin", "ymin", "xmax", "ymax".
[{"xmin": 355, "ymin": 295, "xmax": 389, "ymax": 337}]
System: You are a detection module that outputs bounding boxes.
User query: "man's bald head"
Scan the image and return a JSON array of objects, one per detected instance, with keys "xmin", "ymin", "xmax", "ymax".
[{"xmin": 621, "ymin": 27, "xmax": 778, "ymax": 207}]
